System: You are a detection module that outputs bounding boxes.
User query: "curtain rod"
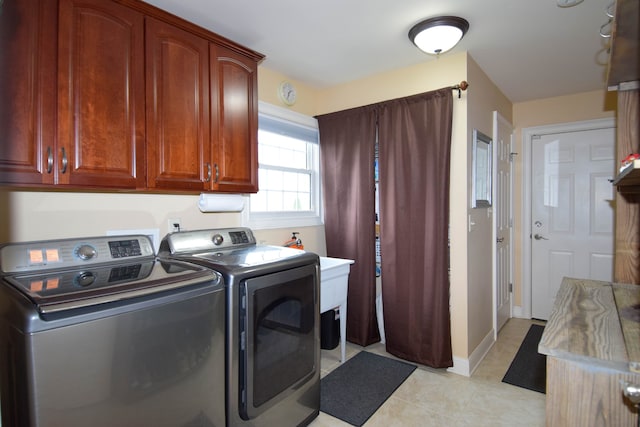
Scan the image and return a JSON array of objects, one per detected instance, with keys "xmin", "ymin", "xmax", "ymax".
[{"xmin": 451, "ymin": 81, "xmax": 469, "ymax": 98}]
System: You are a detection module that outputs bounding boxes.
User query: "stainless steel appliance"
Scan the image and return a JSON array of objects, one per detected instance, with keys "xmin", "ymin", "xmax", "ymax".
[
  {"xmin": 158, "ymin": 228, "xmax": 320, "ymax": 427},
  {"xmin": 0, "ymin": 235, "xmax": 226, "ymax": 427}
]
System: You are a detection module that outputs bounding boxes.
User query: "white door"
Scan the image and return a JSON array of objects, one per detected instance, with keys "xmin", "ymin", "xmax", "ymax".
[
  {"xmin": 493, "ymin": 111, "xmax": 513, "ymax": 337},
  {"xmin": 531, "ymin": 127, "xmax": 615, "ymax": 320}
]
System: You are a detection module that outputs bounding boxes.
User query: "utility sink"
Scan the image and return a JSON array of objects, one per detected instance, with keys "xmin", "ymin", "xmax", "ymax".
[{"xmin": 319, "ymin": 256, "xmax": 354, "ymax": 362}]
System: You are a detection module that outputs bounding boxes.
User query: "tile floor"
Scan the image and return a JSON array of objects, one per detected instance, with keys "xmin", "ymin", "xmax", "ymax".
[{"xmin": 310, "ymin": 318, "xmax": 547, "ymax": 427}]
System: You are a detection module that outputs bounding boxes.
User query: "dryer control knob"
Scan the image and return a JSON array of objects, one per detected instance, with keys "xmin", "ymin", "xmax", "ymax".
[{"xmin": 212, "ymin": 234, "xmax": 224, "ymax": 246}]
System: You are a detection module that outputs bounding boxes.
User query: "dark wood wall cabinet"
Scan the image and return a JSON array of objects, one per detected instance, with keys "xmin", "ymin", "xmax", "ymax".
[{"xmin": 0, "ymin": 0, "xmax": 264, "ymax": 193}]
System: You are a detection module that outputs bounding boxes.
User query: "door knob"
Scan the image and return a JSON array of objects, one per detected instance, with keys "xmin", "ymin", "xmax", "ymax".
[
  {"xmin": 496, "ymin": 237, "xmax": 504, "ymax": 243},
  {"xmin": 534, "ymin": 233, "xmax": 549, "ymax": 240}
]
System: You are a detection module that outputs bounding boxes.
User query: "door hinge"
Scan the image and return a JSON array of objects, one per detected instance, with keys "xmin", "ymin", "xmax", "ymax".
[{"xmin": 509, "ymin": 283, "xmax": 513, "ymax": 293}]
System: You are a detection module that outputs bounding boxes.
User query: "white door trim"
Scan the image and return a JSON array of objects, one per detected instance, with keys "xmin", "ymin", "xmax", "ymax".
[{"xmin": 520, "ymin": 117, "xmax": 615, "ymax": 319}]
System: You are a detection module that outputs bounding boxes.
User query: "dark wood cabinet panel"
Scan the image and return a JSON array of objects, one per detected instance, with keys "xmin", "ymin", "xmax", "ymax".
[
  {"xmin": 0, "ymin": 0, "xmax": 57, "ymax": 185},
  {"xmin": 1, "ymin": 0, "xmax": 262, "ymax": 194},
  {"xmin": 210, "ymin": 44, "xmax": 259, "ymax": 193},
  {"xmin": 57, "ymin": 0, "xmax": 145, "ymax": 188},
  {"xmin": 145, "ymin": 17, "xmax": 211, "ymax": 191}
]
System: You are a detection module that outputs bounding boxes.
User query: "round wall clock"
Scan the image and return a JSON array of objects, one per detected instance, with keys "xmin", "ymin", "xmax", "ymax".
[{"xmin": 278, "ymin": 81, "xmax": 297, "ymax": 106}]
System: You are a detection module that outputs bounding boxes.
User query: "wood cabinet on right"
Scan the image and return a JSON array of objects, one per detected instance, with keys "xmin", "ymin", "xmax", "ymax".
[
  {"xmin": 210, "ymin": 44, "xmax": 259, "ymax": 193},
  {"xmin": 539, "ymin": 278, "xmax": 640, "ymax": 426},
  {"xmin": 609, "ymin": 0, "xmax": 640, "ymax": 284}
]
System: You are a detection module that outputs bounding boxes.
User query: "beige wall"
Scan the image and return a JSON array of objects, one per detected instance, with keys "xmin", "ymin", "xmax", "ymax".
[
  {"xmin": 314, "ymin": 52, "xmax": 467, "ymax": 115},
  {"xmin": 1, "ymin": 191, "xmax": 328, "ymax": 256},
  {"xmin": 465, "ymin": 55, "xmax": 512, "ymax": 353},
  {"xmin": 510, "ymin": 90, "xmax": 616, "ymax": 310},
  {"xmin": 257, "ymin": 67, "xmax": 321, "ymax": 117}
]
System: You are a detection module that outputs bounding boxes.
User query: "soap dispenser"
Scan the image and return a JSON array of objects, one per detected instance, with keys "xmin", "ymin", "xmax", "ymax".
[{"xmin": 283, "ymin": 232, "xmax": 304, "ymax": 250}]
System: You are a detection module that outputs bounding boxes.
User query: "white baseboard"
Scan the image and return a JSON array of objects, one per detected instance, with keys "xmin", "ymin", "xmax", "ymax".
[
  {"xmin": 468, "ymin": 329, "xmax": 496, "ymax": 375},
  {"xmin": 512, "ymin": 305, "xmax": 525, "ymax": 318},
  {"xmin": 447, "ymin": 357, "xmax": 470, "ymax": 377},
  {"xmin": 447, "ymin": 329, "xmax": 496, "ymax": 377}
]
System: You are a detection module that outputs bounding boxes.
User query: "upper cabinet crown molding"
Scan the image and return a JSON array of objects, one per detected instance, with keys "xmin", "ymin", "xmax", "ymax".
[{"xmin": 113, "ymin": 0, "xmax": 265, "ymax": 63}]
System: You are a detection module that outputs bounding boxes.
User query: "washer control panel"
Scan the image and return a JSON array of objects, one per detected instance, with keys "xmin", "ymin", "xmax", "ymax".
[{"xmin": 0, "ymin": 235, "xmax": 154, "ymax": 274}]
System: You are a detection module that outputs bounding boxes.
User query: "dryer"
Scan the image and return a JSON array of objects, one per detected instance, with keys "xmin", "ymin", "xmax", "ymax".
[{"xmin": 159, "ymin": 228, "xmax": 320, "ymax": 427}]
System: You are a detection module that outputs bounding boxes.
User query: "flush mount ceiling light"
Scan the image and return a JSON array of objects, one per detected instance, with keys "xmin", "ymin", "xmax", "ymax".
[{"xmin": 409, "ymin": 16, "xmax": 469, "ymax": 55}]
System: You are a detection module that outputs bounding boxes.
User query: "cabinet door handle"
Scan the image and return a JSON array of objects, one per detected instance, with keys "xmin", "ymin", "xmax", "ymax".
[
  {"xmin": 60, "ymin": 147, "xmax": 68, "ymax": 174},
  {"xmin": 214, "ymin": 163, "xmax": 219, "ymax": 183},
  {"xmin": 46, "ymin": 147, "xmax": 53, "ymax": 174},
  {"xmin": 205, "ymin": 163, "xmax": 212, "ymax": 182}
]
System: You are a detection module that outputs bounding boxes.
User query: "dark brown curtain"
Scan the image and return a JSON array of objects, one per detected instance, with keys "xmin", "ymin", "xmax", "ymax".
[
  {"xmin": 377, "ymin": 88, "xmax": 454, "ymax": 368},
  {"xmin": 317, "ymin": 106, "xmax": 380, "ymax": 346}
]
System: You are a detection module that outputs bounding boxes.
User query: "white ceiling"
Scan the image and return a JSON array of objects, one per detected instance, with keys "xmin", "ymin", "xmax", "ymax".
[{"xmin": 144, "ymin": 0, "xmax": 614, "ymax": 103}]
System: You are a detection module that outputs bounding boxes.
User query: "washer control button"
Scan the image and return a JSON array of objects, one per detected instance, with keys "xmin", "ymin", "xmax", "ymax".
[
  {"xmin": 212, "ymin": 234, "xmax": 224, "ymax": 246},
  {"xmin": 75, "ymin": 271, "xmax": 95, "ymax": 287},
  {"xmin": 75, "ymin": 244, "xmax": 97, "ymax": 260}
]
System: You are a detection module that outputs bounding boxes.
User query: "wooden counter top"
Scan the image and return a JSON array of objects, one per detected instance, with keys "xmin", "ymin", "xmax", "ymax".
[
  {"xmin": 538, "ymin": 277, "xmax": 631, "ymax": 371},
  {"xmin": 539, "ymin": 277, "xmax": 640, "ymax": 426}
]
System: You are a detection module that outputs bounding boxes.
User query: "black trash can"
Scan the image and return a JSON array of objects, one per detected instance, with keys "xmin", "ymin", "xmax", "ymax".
[{"xmin": 320, "ymin": 309, "xmax": 340, "ymax": 350}]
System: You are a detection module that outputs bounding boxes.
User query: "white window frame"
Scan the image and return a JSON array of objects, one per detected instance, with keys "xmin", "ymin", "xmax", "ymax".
[{"xmin": 242, "ymin": 102, "xmax": 322, "ymax": 230}]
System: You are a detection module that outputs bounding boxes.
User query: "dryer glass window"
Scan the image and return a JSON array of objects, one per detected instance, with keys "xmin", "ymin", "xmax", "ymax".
[{"xmin": 240, "ymin": 264, "xmax": 317, "ymax": 419}]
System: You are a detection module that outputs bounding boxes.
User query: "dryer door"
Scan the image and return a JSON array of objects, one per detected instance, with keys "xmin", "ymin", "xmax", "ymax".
[{"xmin": 239, "ymin": 263, "xmax": 318, "ymax": 420}]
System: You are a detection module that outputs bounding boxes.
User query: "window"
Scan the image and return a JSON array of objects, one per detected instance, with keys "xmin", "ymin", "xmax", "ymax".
[{"xmin": 243, "ymin": 102, "xmax": 321, "ymax": 229}]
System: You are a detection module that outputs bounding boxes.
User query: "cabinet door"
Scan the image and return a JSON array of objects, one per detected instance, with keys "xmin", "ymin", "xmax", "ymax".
[
  {"xmin": 210, "ymin": 44, "xmax": 259, "ymax": 193},
  {"xmin": 0, "ymin": 0, "xmax": 57, "ymax": 185},
  {"xmin": 57, "ymin": 0, "xmax": 145, "ymax": 188},
  {"xmin": 146, "ymin": 17, "xmax": 211, "ymax": 191}
]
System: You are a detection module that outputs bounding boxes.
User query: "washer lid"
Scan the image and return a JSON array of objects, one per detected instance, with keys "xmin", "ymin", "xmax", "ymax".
[{"xmin": 4, "ymin": 259, "xmax": 220, "ymax": 314}]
